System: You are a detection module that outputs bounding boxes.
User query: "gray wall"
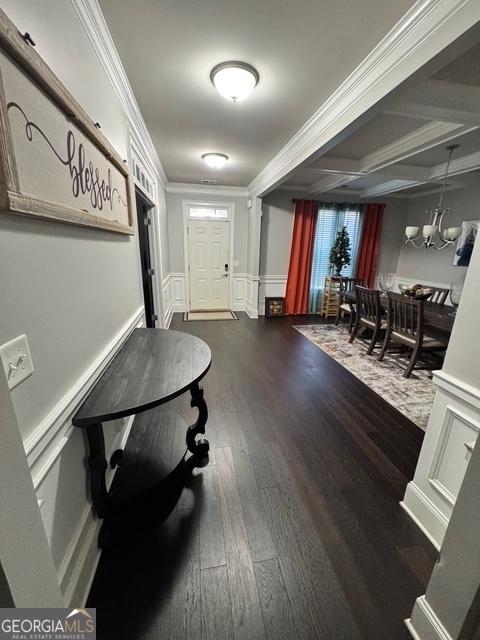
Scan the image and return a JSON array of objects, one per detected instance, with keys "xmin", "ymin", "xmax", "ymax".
[
  {"xmin": 396, "ymin": 183, "xmax": 480, "ymax": 284},
  {"xmin": 0, "ymin": 0, "xmax": 157, "ymax": 599},
  {"xmin": 0, "ymin": 0, "xmax": 144, "ymax": 440},
  {"xmin": 260, "ymin": 190, "xmax": 409, "ymax": 277},
  {"xmin": 166, "ymin": 192, "xmax": 248, "ymax": 273}
]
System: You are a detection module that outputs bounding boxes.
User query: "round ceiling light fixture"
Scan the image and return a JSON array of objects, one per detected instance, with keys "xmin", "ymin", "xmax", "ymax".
[
  {"xmin": 210, "ymin": 61, "xmax": 259, "ymax": 102},
  {"xmin": 202, "ymin": 152, "xmax": 229, "ymax": 169}
]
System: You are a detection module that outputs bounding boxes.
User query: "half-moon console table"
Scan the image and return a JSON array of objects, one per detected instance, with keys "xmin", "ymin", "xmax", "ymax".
[{"xmin": 73, "ymin": 328, "xmax": 211, "ymax": 525}]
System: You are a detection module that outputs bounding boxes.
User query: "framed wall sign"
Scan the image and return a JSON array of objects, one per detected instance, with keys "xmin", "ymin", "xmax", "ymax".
[
  {"xmin": 0, "ymin": 9, "xmax": 134, "ymax": 234},
  {"xmin": 453, "ymin": 219, "xmax": 479, "ymax": 267},
  {"xmin": 265, "ymin": 297, "xmax": 286, "ymax": 318}
]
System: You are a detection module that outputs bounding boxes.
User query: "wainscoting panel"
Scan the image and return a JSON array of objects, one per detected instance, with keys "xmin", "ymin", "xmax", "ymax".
[
  {"xmin": 401, "ymin": 370, "xmax": 479, "ymax": 549},
  {"xmin": 164, "ymin": 272, "xmax": 247, "ymax": 314},
  {"xmin": 258, "ymin": 275, "xmax": 287, "ymax": 315},
  {"xmin": 245, "ymin": 274, "xmax": 260, "ymax": 318},
  {"xmin": 162, "ymin": 274, "xmax": 173, "ymax": 328},
  {"xmin": 171, "ymin": 273, "xmax": 186, "ymax": 312},
  {"xmin": 26, "ymin": 306, "xmax": 144, "ymax": 605},
  {"xmin": 232, "ymin": 274, "xmax": 246, "ymax": 312}
]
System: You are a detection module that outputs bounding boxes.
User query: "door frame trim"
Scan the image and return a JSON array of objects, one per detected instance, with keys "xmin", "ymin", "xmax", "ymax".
[{"xmin": 182, "ymin": 200, "xmax": 235, "ymax": 312}]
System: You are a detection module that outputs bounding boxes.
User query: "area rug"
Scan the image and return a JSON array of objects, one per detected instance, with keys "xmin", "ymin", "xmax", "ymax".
[
  {"xmin": 294, "ymin": 324, "xmax": 435, "ymax": 430},
  {"xmin": 183, "ymin": 310, "xmax": 238, "ymax": 321}
]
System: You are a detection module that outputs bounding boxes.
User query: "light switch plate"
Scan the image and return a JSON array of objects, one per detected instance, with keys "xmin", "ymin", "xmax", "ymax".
[
  {"xmin": 0, "ymin": 334, "xmax": 34, "ymax": 390},
  {"xmin": 233, "ymin": 259, "xmax": 240, "ymax": 267}
]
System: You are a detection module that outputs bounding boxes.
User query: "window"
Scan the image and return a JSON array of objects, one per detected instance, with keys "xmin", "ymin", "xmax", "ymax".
[
  {"xmin": 188, "ymin": 206, "xmax": 228, "ymax": 219},
  {"xmin": 309, "ymin": 204, "xmax": 362, "ymax": 312}
]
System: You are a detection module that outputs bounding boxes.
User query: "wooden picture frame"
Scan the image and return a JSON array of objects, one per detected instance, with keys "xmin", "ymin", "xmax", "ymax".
[
  {"xmin": 265, "ymin": 297, "xmax": 286, "ymax": 318},
  {"xmin": 0, "ymin": 9, "xmax": 134, "ymax": 234}
]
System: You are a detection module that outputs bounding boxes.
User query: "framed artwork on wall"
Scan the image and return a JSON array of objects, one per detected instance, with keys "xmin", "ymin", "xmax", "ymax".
[
  {"xmin": 265, "ymin": 297, "xmax": 286, "ymax": 318},
  {"xmin": 453, "ymin": 220, "xmax": 479, "ymax": 267},
  {"xmin": 0, "ymin": 9, "xmax": 134, "ymax": 234}
]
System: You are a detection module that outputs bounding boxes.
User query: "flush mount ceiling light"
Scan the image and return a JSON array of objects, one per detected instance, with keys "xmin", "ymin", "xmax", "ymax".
[
  {"xmin": 210, "ymin": 61, "xmax": 259, "ymax": 102},
  {"xmin": 202, "ymin": 152, "xmax": 229, "ymax": 169}
]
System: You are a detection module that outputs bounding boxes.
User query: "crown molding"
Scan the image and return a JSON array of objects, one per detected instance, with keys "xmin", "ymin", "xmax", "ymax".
[
  {"xmin": 70, "ymin": 0, "xmax": 167, "ymax": 186},
  {"xmin": 248, "ymin": 0, "xmax": 480, "ymax": 198},
  {"xmin": 165, "ymin": 182, "xmax": 249, "ymax": 198}
]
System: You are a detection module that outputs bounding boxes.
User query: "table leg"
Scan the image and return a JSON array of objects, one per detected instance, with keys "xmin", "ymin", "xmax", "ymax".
[
  {"xmin": 186, "ymin": 382, "xmax": 210, "ymax": 463},
  {"xmin": 86, "ymin": 422, "xmax": 112, "ymax": 519}
]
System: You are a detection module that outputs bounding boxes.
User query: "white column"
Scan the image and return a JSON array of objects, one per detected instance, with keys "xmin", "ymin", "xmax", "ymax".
[
  {"xmin": 402, "ymin": 236, "xmax": 480, "ymax": 551},
  {"xmin": 245, "ymin": 196, "xmax": 262, "ymax": 318},
  {"xmin": 407, "ymin": 425, "xmax": 480, "ymax": 639},
  {"xmin": 0, "ymin": 373, "xmax": 63, "ymax": 607}
]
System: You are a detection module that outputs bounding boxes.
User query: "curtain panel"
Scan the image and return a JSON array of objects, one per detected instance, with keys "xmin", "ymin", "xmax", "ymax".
[
  {"xmin": 356, "ymin": 203, "xmax": 385, "ymax": 288},
  {"xmin": 285, "ymin": 200, "xmax": 318, "ymax": 315}
]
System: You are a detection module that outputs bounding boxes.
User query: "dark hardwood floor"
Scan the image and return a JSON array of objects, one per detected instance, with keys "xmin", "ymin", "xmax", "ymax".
[{"xmin": 88, "ymin": 313, "xmax": 437, "ymax": 640}]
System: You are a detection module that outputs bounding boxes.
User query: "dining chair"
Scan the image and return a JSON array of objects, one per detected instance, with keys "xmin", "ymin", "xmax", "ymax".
[
  {"xmin": 378, "ymin": 291, "xmax": 449, "ymax": 378},
  {"xmin": 426, "ymin": 287, "xmax": 450, "ymax": 305},
  {"xmin": 349, "ymin": 285, "xmax": 386, "ymax": 355},
  {"xmin": 335, "ymin": 278, "xmax": 366, "ymax": 332}
]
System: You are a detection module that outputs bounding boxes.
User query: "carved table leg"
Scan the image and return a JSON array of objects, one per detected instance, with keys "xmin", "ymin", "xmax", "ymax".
[
  {"xmin": 86, "ymin": 422, "xmax": 112, "ymax": 520},
  {"xmin": 186, "ymin": 382, "xmax": 210, "ymax": 464}
]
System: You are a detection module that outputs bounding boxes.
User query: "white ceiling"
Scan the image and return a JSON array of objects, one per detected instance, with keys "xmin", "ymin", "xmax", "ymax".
[
  {"xmin": 283, "ymin": 36, "xmax": 480, "ymax": 200},
  {"xmin": 99, "ymin": 0, "xmax": 416, "ymax": 186}
]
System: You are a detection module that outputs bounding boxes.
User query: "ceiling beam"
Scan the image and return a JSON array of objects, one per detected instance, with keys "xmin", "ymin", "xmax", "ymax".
[
  {"xmin": 308, "ymin": 121, "xmax": 478, "ymax": 195},
  {"xmin": 383, "ymin": 80, "xmax": 480, "ymax": 126},
  {"xmin": 248, "ymin": 0, "xmax": 480, "ymax": 197},
  {"xmin": 359, "ymin": 179, "xmax": 427, "ymax": 199}
]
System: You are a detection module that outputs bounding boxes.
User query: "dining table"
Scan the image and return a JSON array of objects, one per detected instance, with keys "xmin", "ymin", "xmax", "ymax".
[{"xmin": 342, "ymin": 290, "xmax": 455, "ymax": 335}]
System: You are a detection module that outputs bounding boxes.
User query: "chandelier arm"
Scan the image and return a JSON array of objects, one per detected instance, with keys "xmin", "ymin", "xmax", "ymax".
[{"xmin": 405, "ymin": 237, "xmax": 426, "ymax": 249}]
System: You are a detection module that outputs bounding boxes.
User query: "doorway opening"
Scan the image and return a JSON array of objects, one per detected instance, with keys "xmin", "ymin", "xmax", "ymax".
[
  {"xmin": 135, "ymin": 189, "xmax": 157, "ymax": 327},
  {"xmin": 183, "ymin": 201, "xmax": 235, "ymax": 312}
]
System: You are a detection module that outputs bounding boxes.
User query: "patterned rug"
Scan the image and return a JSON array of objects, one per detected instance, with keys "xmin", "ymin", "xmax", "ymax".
[{"xmin": 294, "ymin": 324, "xmax": 435, "ymax": 430}]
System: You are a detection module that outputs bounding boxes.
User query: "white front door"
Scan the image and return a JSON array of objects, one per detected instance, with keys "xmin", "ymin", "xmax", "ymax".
[{"xmin": 187, "ymin": 219, "xmax": 230, "ymax": 310}]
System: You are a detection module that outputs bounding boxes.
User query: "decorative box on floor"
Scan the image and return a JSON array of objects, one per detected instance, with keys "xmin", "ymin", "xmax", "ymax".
[
  {"xmin": 265, "ymin": 297, "xmax": 286, "ymax": 317},
  {"xmin": 320, "ymin": 276, "xmax": 342, "ymax": 318}
]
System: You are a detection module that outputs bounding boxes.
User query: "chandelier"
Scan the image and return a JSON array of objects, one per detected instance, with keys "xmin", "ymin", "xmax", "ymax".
[{"xmin": 405, "ymin": 145, "xmax": 461, "ymax": 250}]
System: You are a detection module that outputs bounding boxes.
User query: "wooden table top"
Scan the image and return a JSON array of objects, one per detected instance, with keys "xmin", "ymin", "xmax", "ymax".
[
  {"xmin": 73, "ymin": 328, "xmax": 211, "ymax": 427},
  {"xmin": 343, "ymin": 290, "xmax": 455, "ymax": 334}
]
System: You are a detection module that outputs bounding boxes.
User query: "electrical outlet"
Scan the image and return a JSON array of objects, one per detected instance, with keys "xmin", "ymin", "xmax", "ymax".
[{"xmin": 0, "ymin": 334, "xmax": 34, "ymax": 390}]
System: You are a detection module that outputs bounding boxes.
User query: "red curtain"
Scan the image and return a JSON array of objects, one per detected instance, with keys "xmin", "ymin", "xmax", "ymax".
[
  {"xmin": 285, "ymin": 200, "xmax": 318, "ymax": 314},
  {"xmin": 356, "ymin": 203, "xmax": 385, "ymax": 288}
]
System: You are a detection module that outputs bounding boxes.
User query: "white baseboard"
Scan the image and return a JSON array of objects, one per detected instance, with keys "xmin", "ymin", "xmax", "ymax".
[
  {"xmin": 406, "ymin": 596, "xmax": 453, "ymax": 640},
  {"xmin": 401, "ymin": 483, "xmax": 447, "ymax": 551}
]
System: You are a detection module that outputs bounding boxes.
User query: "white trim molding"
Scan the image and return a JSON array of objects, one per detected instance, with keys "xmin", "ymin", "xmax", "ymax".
[
  {"xmin": 406, "ymin": 596, "xmax": 453, "ymax": 640},
  {"xmin": 248, "ymin": 0, "xmax": 480, "ymax": 197},
  {"xmin": 166, "ymin": 182, "xmax": 249, "ymax": 198},
  {"xmin": 402, "ymin": 369, "xmax": 479, "ymax": 549},
  {"xmin": 182, "ymin": 200, "xmax": 235, "ymax": 313},
  {"xmin": 26, "ymin": 306, "xmax": 144, "ymax": 605},
  {"xmin": 70, "ymin": 0, "xmax": 166, "ymax": 185},
  {"xmin": 162, "ymin": 274, "xmax": 174, "ymax": 328}
]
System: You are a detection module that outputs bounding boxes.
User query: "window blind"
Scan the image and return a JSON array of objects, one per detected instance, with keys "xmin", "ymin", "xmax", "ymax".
[{"xmin": 309, "ymin": 204, "xmax": 362, "ymax": 313}]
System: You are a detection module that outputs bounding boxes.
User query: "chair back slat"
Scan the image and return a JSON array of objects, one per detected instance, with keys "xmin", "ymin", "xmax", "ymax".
[
  {"xmin": 427, "ymin": 287, "xmax": 449, "ymax": 305},
  {"xmin": 356, "ymin": 285, "xmax": 381, "ymax": 324},
  {"xmin": 387, "ymin": 292, "xmax": 423, "ymax": 339}
]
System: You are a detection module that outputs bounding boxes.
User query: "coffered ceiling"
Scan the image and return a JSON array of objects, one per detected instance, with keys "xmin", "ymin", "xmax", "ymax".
[
  {"xmin": 283, "ymin": 35, "xmax": 480, "ymax": 200},
  {"xmin": 98, "ymin": 0, "xmax": 416, "ymax": 186}
]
